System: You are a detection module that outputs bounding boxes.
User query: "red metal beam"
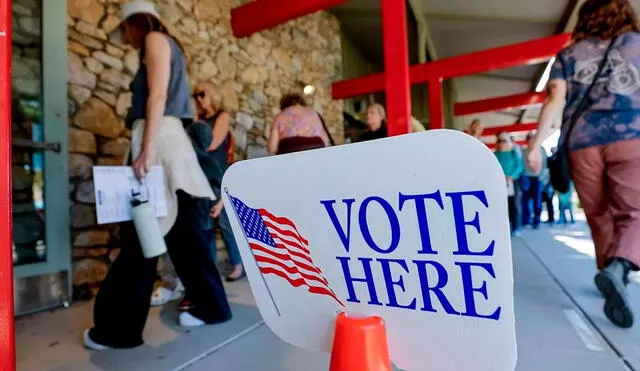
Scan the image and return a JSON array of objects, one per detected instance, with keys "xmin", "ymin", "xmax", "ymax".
[
  {"xmin": 0, "ymin": 0, "xmax": 16, "ymax": 369},
  {"xmin": 487, "ymin": 140, "xmax": 528, "ymax": 150},
  {"xmin": 455, "ymin": 92, "xmax": 548, "ymax": 116},
  {"xmin": 382, "ymin": 0, "xmax": 411, "ymax": 136},
  {"xmin": 481, "ymin": 122, "xmax": 539, "ymax": 137},
  {"xmin": 231, "ymin": 0, "xmax": 349, "ymax": 38},
  {"xmin": 429, "ymin": 79, "xmax": 444, "ymax": 129},
  {"xmin": 332, "ymin": 33, "xmax": 572, "ymax": 100}
]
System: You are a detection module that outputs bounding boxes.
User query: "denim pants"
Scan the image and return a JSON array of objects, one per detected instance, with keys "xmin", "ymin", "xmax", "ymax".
[
  {"xmin": 90, "ymin": 191, "xmax": 232, "ymax": 348},
  {"xmin": 559, "ymin": 203, "xmax": 575, "ymax": 224},
  {"xmin": 521, "ymin": 176, "xmax": 543, "ymax": 226},
  {"xmin": 215, "ymin": 208, "xmax": 242, "ymax": 266}
]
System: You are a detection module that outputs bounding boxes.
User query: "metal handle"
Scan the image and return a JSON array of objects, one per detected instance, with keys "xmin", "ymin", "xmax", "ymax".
[{"xmin": 12, "ymin": 139, "xmax": 61, "ymax": 153}]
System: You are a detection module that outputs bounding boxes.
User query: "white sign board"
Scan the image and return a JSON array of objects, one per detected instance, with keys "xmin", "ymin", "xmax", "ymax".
[
  {"xmin": 222, "ymin": 130, "xmax": 516, "ymax": 371},
  {"xmin": 93, "ymin": 166, "xmax": 167, "ymax": 224}
]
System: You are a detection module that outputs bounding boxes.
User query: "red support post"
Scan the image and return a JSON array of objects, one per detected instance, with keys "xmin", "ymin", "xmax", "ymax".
[
  {"xmin": 381, "ymin": 0, "xmax": 411, "ymax": 136},
  {"xmin": 487, "ymin": 140, "xmax": 528, "ymax": 150},
  {"xmin": 0, "ymin": 0, "xmax": 15, "ymax": 369},
  {"xmin": 231, "ymin": 0, "xmax": 349, "ymax": 38},
  {"xmin": 455, "ymin": 92, "xmax": 548, "ymax": 116},
  {"xmin": 332, "ymin": 33, "xmax": 572, "ymax": 100},
  {"xmin": 428, "ymin": 79, "xmax": 444, "ymax": 129},
  {"xmin": 481, "ymin": 122, "xmax": 539, "ymax": 136}
]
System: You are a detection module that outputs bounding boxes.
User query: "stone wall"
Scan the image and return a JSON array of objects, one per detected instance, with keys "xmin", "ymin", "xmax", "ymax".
[{"xmin": 67, "ymin": 0, "xmax": 344, "ymax": 286}]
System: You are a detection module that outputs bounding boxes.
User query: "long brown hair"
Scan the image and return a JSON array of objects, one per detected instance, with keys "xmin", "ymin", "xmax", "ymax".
[
  {"xmin": 125, "ymin": 13, "xmax": 188, "ymax": 58},
  {"xmin": 573, "ymin": 0, "xmax": 639, "ymax": 42}
]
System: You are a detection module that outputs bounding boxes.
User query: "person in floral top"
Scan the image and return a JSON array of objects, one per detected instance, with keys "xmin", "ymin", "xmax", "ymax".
[{"xmin": 528, "ymin": 0, "xmax": 640, "ymax": 328}]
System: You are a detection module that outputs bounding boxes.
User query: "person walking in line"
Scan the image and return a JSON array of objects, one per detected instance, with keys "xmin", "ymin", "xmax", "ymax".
[
  {"xmin": 558, "ymin": 181, "xmax": 576, "ymax": 225},
  {"xmin": 357, "ymin": 103, "xmax": 388, "ymax": 142},
  {"xmin": 85, "ymin": 1, "xmax": 231, "ymax": 350},
  {"xmin": 191, "ymin": 81, "xmax": 244, "ymax": 283},
  {"xmin": 528, "ymin": 0, "xmax": 640, "ymax": 328},
  {"xmin": 521, "ymin": 132, "xmax": 548, "ymax": 229},
  {"xmin": 464, "ymin": 118, "xmax": 484, "ymax": 138},
  {"xmin": 494, "ymin": 132, "xmax": 524, "ymax": 236},
  {"xmin": 267, "ymin": 93, "xmax": 333, "ymax": 154}
]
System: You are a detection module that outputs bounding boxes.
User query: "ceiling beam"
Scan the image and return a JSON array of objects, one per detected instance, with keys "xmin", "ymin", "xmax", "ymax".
[
  {"xmin": 482, "ymin": 122, "xmax": 539, "ymax": 136},
  {"xmin": 407, "ymin": 0, "xmax": 439, "ymax": 62},
  {"xmin": 407, "ymin": 0, "xmax": 427, "ymax": 63},
  {"xmin": 455, "ymin": 92, "xmax": 547, "ymax": 116},
  {"xmin": 332, "ymin": 33, "xmax": 571, "ymax": 99}
]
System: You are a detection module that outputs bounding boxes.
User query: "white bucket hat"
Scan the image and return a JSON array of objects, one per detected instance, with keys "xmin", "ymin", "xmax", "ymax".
[{"xmin": 109, "ymin": 0, "xmax": 168, "ymax": 45}]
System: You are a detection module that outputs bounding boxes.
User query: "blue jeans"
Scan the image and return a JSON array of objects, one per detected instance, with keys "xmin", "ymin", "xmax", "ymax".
[
  {"xmin": 559, "ymin": 202, "xmax": 575, "ymax": 224},
  {"xmin": 214, "ymin": 208, "xmax": 242, "ymax": 266},
  {"xmin": 522, "ymin": 176, "xmax": 543, "ymax": 226}
]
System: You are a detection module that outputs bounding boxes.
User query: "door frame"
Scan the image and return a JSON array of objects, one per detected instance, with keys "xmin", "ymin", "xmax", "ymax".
[{"xmin": 13, "ymin": 0, "xmax": 70, "ymax": 307}]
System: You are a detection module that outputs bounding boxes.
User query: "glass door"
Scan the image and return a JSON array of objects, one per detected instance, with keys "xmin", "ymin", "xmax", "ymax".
[{"xmin": 11, "ymin": 0, "xmax": 70, "ymax": 315}]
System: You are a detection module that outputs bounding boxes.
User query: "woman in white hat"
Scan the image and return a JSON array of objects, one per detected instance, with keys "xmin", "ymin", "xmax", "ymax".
[{"xmin": 84, "ymin": 0, "xmax": 232, "ymax": 350}]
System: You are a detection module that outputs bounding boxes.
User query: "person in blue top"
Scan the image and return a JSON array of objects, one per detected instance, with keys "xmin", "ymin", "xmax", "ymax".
[
  {"xmin": 558, "ymin": 181, "xmax": 576, "ymax": 225},
  {"xmin": 527, "ymin": 0, "xmax": 640, "ymax": 328},
  {"xmin": 494, "ymin": 132, "xmax": 523, "ymax": 236}
]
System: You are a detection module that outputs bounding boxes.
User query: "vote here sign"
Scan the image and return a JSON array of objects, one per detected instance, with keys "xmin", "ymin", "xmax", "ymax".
[{"xmin": 222, "ymin": 129, "xmax": 516, "ymax": 371}]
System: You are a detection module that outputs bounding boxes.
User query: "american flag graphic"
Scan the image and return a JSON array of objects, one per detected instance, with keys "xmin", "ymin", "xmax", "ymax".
[{"xmin": 228, "ymin": 195, "xmax": 344, "ymax": 307}]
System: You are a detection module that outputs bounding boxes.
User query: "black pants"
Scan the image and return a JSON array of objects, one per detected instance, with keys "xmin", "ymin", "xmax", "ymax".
[
  {"xmin": 542, "ymin": 186, "xmax": 555, "ymax": 223},
  {"xmin": 508, "ymin": 185, "xmax": 522, "ymax": 233},
  {"xmin": 89, "ymin": 191, "xmax": 232, "ymax": 348}
]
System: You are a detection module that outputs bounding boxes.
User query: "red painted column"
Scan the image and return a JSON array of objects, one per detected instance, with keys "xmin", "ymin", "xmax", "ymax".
[
  {"xmin": 381, "ymin": 0, "xmax": 411, "ymax": 136},
  {"xmin": 0, "ymin": 0, "xmax": 15, "ymax": 370},
  {"xmin": 428, "ymin": 79, "xmax": 444, "ymax": 129}
]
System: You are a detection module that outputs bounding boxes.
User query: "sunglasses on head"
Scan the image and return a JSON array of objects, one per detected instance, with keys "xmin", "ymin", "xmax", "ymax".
[{"xmin": 192, "ymin": 91, "xmax": 205, "ymax": 99}]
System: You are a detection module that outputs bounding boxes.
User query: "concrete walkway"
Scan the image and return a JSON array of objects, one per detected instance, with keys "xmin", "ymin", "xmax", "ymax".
[{"xmin": 16, "ymin": 218, "xmax": 640, "ymax": 371}]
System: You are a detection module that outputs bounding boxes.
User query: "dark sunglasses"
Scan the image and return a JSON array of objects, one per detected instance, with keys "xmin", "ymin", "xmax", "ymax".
[
  {"xmin": 192, "ymin": 91, "xmax": 205, "ymax": 99},
  {"xmin": 497, "ymin": 139, "xmax": 506, "ymax": 143}
]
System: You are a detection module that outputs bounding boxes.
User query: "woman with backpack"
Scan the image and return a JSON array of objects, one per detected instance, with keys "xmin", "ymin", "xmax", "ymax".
[{"xmin": 191, "ymin": 81, "xmax": 244, "ymax": 283}]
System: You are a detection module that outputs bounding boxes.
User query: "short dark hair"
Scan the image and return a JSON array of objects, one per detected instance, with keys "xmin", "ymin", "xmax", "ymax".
[
  {"xmin": 573, "ymin": 0, "xmax": 640, "ymax": 42},
  {"xmin": 280, "ymin": 93, "xmax": 306, "ymax": 111}
]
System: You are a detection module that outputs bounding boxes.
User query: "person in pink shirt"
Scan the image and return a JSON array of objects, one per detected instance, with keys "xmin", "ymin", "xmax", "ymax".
[{"xmin": 267, "ymin": 93, "xmax": 332, "ymax": 155}]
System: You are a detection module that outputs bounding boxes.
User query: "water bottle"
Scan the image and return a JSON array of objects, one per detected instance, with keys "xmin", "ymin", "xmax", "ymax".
[{"xmin": 131, "ymin": 192, "xmax": 167, "ymax": 259}]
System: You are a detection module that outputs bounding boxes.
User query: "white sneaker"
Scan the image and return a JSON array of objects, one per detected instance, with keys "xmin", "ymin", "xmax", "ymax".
[
  {"xmin": 83, "ymin": 329, "xmax": 112, "ymax": 351},
  {"xmin": 179, "ymin": 312, "xmax": 206, "ymax": 328},
  {"xmin": 151, "ymin": 287, "xmax": 182, "ymax": 307}
]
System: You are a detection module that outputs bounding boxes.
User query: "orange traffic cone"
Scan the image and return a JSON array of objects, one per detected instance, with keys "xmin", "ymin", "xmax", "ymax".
[{"xmin": 329, "ymin": 312, "xmax": 392, "ymax": 371}]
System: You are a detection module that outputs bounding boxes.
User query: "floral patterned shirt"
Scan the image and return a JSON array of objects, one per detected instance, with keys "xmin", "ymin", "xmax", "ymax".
[
  {"xmin": 273, "ymin": 106, "xmax": 329, "ymax": 145},
  {"xmin": 550, "ymin": 32, "xmax": 640, "ymax": 150}
]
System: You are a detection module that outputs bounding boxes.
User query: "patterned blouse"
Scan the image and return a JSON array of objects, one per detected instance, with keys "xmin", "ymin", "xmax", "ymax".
[
  {"xmin": 550, "ymin": 32, "xmax": 640, "ymax": 150},
  {"xmin": 273, "ymin": 106, "xmax": 329, "ymax": 145}
]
